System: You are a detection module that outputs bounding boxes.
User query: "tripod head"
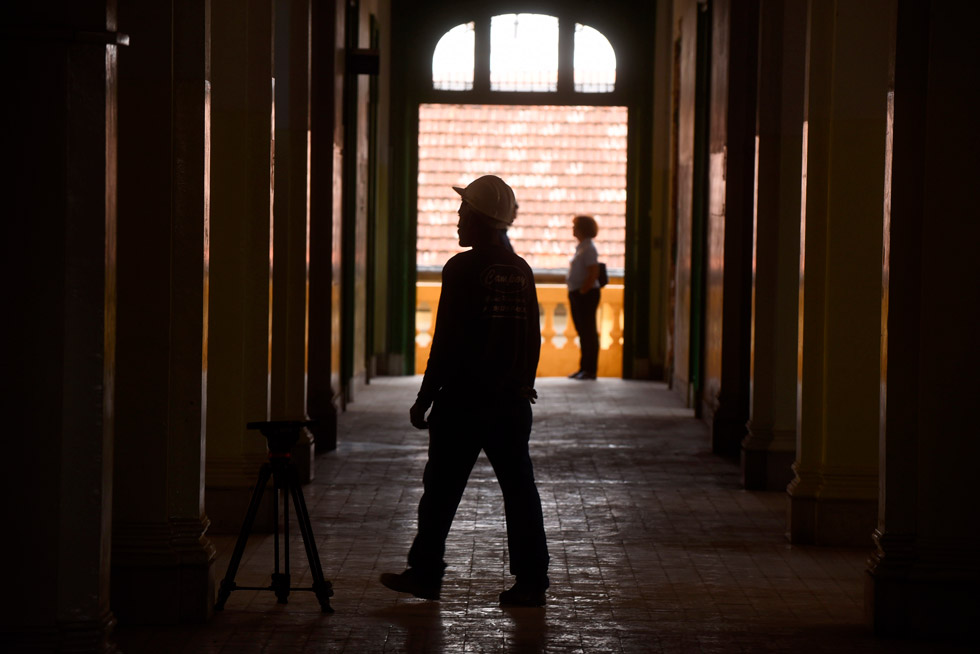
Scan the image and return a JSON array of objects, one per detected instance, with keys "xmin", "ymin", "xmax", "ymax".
[{"xmin": 246, "ymin": 420, "xmax": 316, "ymax": 456}]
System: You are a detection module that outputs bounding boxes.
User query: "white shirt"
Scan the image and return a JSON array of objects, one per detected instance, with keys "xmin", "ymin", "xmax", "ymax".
[{"xmin": 566, "ymin": 238, "xmax": 599, "ymax": 291}]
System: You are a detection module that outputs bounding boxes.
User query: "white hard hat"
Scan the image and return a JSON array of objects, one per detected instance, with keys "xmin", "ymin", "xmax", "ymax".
[{"xmin": 452, "ymin": 175, "xmax": 518, "ymax": 228}]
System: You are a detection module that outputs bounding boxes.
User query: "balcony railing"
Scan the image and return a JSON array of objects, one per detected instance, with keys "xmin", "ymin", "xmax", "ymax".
[{"xmin": 415, "ymin": 280, "xmax": 624, "ymax": 377}]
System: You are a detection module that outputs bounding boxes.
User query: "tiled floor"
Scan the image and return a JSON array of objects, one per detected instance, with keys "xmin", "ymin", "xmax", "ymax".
[{"xmin": 115, "ymin": 377, "xmax": 968, "ymax": 653}]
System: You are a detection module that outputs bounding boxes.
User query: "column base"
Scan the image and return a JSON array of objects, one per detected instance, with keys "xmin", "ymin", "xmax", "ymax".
[
  {"xmin": 111, "ymin": 518, "xmax": 217, "ymax": 624},
  {"xmin": 865, "ymin": 571, "xmax": 979, "ymax": 640},
  {"xmin": 310, "ymin": 395, "xmax": 339, "ymax": 452},
  {"xmin": 786, "ymin": 493, "xmax": 877, "ymax": 546},
  {"xmin": 375, "ymin": 352, "xmax": 405, "ymax": 375},
  {"xmin": 112, "ymin": 560, "xmax": 215, "ymax": 625},
  {"xmin": 291, "ymin": 426, "xmax": 316, "ymax": 484},
  {"xmin": 711, "ymin": 404, "xmax": 747, "ymax": 458},
  {"xmin": 742, "ymin": 447, "xmax": 795, "ymax": 491},
  {"xmin": 2, "ymin": 613, "xmax": 118, "ymax": 653}
]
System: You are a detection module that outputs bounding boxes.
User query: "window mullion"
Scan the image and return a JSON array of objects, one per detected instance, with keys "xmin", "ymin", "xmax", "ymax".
[
  {"xmin": 557, "ymin": 17, "xmax": 575, "ymax": 95},
  {"xmin": 474, "ymin": 17, "xmax": 491, "ymax": 92}
]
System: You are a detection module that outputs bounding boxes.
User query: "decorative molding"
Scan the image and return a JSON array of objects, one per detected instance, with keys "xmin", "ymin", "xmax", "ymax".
[
  {"xmin": 291, "ymin": 426, "xmax": 316, "ymax": 484},
  {"xmin": 205, "ymin": 453, "xmax": 269, "ymax": 487},
  {"xmin": 743, "ymin": 422, "xmax": 795, "ymax": 451},
  {"xmin": 2, "ymin": 611, "xmax": 118, "ymax": 653},
  {"xmin": 787, "ymin": 461, "xmax": 878, "ymax": 500},
  {"xmin": 112, "ymin": 516, "xmax": 216, "ymax": 567},
  {"xmin": 869, "ymin": 529, "xmax": 980, "ymax": 581}
]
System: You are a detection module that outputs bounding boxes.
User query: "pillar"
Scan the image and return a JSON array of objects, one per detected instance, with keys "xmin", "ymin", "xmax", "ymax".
[
  {"xmin": 307, "ymin": 0, "xmax": 344, "ymax": 451},
  {"xmin": 704, "ymin": 0, "xmax": 760, "ymax": 457},
  {"xmin": 787, "ymin": 0, "xmax": 891, "ymax": 546},
  {"xmin": 205, "ymin": 0, "xmax": 276, "ymax": 532},
  {"xmin": 668, "ymin": 0, "xmax": 700, "ymax": 405},
  {"xmin": 111, "ymin": 0, "xmax": 216, "ymax": 623},
  {"xmin": 3, "ymin": 3, "xmax": 121, "ymax": 650},
  {"xmin": 865, "ymin": 0, "xmax": 980, "ymax": 638},
  {"xmin": 742, "ymin": 0, "xmax": 805, "ymax": 491},
  {"xmin": 271, "ymin": 0, "xmax": 315, "ymax": 482}
]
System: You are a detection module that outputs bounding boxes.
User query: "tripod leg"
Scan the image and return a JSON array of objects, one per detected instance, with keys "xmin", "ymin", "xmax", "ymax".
[
  {"xmin": 287, "ymin": 465, "xmax": 334, "ymax": 613},
  {"xmin": 272, "ymin": 470, "xmax": 291, "ymax": 604},
  {"xmin": 215, "ymin": 463, "xmax": 272, "ymax": 610}
]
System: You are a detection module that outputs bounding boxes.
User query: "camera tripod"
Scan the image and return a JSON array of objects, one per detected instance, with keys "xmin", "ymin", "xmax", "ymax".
[{"xmin": 214, "ymin": 420, "xmax": 333, "ymax": 613}]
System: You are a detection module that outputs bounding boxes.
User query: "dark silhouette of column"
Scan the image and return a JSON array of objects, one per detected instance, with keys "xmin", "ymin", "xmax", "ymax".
[
  {"xmin": 742, "ymin": 0, "xmax": 806, "ymax": 490},
  {"xmin": 205, "ymin": 0, "xmax": 276, "ymax": 532},
  {"xmin": 787, "ymin": 0, "xmax": 891, "ymax": 546},
  {"xmin": 866, "ymin": 0, "xmax": 980, "ymax": 638},
  {"xmin": 111, "ymin": 0, "xmax": 216, "ymax": 623},
  {"xmin": 3, "ymin": 2, "xmax": 122, "ymax": 649},
  {"xmin": 703, "ymin": 0, "xmax": 760, "ymax": 457}
]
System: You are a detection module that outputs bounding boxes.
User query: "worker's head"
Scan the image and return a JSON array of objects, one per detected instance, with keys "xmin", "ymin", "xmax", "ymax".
[
  {"xmin": 457, "ymin": 201, "xmax": 502, "ymax": 247},
  {"xmin": 452, "ymin": 175, "xmax": 518, "ymax": 230},
  {"xmin": 573, "ymin": 215, "xmax": 599, "ymax": 240}
]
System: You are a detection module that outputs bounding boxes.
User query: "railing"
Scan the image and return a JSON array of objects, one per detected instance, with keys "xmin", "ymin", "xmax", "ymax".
[{"xmin": 415, "ymin": 280, "xmax": 624, "ymax": 377}]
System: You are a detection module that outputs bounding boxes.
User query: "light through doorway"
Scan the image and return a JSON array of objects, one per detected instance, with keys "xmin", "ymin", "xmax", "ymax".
[{"xmin": 415, "ymin": 103, "xmax": 628, "ymax": 377}]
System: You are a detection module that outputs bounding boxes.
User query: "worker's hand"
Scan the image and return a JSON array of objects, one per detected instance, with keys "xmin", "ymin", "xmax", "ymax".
[
  {"xmin": 519, "ymin": 387, "xmax": 538, "ymax": 404},
  {"xmin": 410, "ymin": 399, "xmax": 431, "ymax": 429}
]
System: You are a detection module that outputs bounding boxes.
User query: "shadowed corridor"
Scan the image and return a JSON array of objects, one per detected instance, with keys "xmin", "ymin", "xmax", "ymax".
[{"xmin": 115, "ymin": 377, "xmax": 967, "ymax": 653}]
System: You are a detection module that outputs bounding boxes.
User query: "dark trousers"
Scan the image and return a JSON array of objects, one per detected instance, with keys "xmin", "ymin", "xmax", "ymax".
[
  {"xmin": 569, "ymin": 288, "xmax": 601, "ymax": 375},
  {"xmin": 408, "ymin": 395, "xmax": 550, "ymax": 586}
]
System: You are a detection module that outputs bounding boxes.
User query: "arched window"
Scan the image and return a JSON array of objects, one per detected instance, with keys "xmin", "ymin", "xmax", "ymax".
[
  {"xmin": 432, "ymin": 22, "xmax": 475, "ymax": 91},
  {"xmin": 574, "ymin": 23, "xmax": 617, "ymax": 93},
  {"xmin": 430, "ymin": 14, "xmax": 617, "ymax": 94},
  {"xmin": 490, "ymin": 14, "xmax": 559, "ymax": 92}
]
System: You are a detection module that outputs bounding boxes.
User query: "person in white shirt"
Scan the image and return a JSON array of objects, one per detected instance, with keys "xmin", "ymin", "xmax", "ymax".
[{"xmin": 566, "ymin": 215, "xmax": 601, "ymax": 380}]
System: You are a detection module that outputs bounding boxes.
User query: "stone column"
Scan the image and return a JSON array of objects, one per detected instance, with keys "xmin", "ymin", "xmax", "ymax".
[
  {"xmin": 111, "ymin": 0, "xmax": 216, "ymax": 623},
  {"xmin": 742, "ymin": 0, "xmax": 805, "ymax": 491},
  {"xmin": 206, "ymin": 0, "xmax": 276, "ymax": 532},
  {"xmin": 704, "ymin": 0, "xmax": 760, "ymax": 457},
  {"xmin": 865, "ymin": 0, "xmax": 980, "ymax": 638},
  {"xmin": 3, "ymin": 3, "xmax": 120, "ymax": 649},
  {"xmin": 307, "ymin": 0, "xmax": 344, "ymax": 451},
  {"xmin": 668, "ymin": 0, "xmax": 700, "ymax": 405},
  {"xmin": 271, "ymin": 0, "xmax": 315, "ymax": 483},
  {"xmin": 787, "ymin": 0, "xmax": 891, "ymax": 546}
]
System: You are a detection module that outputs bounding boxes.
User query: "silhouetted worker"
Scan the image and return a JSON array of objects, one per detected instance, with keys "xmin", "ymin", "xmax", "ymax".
[
  {"xmin": 567, "ymin": 215, "xmax": 601, "ymax": 380},
  {"xmin": 380, "ymin": 175, "xmax": 550, "ymax": 607}
]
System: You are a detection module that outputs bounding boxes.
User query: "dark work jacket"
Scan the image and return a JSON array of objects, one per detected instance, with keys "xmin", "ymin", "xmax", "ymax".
[{"xmin": 418, "ymin": 244, "xmax": 540, "ymax": 405}]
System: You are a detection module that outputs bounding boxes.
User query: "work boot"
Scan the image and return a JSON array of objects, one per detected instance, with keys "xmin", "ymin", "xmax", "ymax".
[
  {"xmin": 379, "ymin": 569, "xmax": 441, "ymax": 601},
  {"xmin": 499, "ymin": 581, "xmax": 547, "ymax": 607}
]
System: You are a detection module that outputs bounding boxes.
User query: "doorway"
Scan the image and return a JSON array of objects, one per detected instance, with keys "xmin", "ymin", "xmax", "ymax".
[{"xmin": 414, "ymin": 103, "xmax": 628, "ymax": 377}]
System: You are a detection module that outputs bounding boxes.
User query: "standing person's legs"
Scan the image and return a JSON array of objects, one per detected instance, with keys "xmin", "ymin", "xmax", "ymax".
[
  {"xmin": 483, "ymin": 399, "xmax": 550, "ymax": 591},
  {"xmin": 568, "ymin": 291, "xmax": 587, "ymax": 375},
  {"xmin": 569, "ymin": 289, "xmax": 600, "ymax": 376},
  {"xmin": 407, "ymin": 400, "xmax": 482, "ymax": 580}
]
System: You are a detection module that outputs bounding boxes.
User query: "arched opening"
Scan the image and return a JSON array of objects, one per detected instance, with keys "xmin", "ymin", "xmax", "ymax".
[
  {"xmin": 432, "ymin": 22, "xmax": 475, "ymax": 91},
  {"xmin": 489, "ymin": 13, "xmax": 559, "ymax": 92},
  {"xmin": 418, "ymin": 13, "xmax": 627, "ymax": 378}
]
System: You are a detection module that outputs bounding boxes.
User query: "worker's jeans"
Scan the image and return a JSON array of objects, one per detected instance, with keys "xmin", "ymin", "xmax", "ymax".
[{"xmin": 407, "ymin": 394, "xmax": 550, "ymax": 588}]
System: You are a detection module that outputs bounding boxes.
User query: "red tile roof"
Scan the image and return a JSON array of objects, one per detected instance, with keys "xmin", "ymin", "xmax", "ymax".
[{"xmin": 418, "ymin": 104, "xmax": 627, "ymax": 273}]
